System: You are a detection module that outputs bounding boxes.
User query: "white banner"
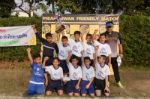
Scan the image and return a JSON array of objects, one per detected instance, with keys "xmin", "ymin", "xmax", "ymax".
[{"xmin": 0, "ymin": 26, "xmax": 36, "ymax": 47}]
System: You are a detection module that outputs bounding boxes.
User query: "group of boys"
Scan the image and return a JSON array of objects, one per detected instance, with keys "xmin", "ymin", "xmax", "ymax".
[{"xmin": 26, "ymin": 21, "xmax": 124, "ymax": 97}]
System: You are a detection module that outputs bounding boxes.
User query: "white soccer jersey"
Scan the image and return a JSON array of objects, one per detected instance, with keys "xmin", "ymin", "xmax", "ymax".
[
  {"xmin": 45, "ymin": 66, "xmax": 63, "ymax": 80},
  {"xmin": 82, "ymin": 65, "xmax": 95, "ymax": 81},
  {"xmin": 97, "ymin": 42, "xmax": 112, "ymax": 57},
  {"xmin": 68, "ymin": 63, "xmax": 82, "ymax": 80},
  {"xmin": 58, "ymin": 43, "xmax": 71, "ymax": 60},
  {"xmin": 83, "ymin": 43, "xmax": 95, "ymax": 59},
  {"xmin": 95, "ymin": 63, "xmax": 110, "ymax": 80},
  {"xmin": 69, "ymin": 39, "xmax": 83, "ymax": 57}
]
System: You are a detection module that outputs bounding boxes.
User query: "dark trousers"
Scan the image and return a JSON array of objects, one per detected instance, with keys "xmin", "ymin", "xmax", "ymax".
[{"xmin": 111, "ymin": 57, "xmax": 120, "ymax": 83}]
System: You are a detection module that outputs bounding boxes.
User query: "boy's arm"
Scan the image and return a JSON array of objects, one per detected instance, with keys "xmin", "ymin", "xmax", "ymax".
[
  {"xmin": 75, "ymin": 78, "xmax": 82, "ymax": 89},
  {"xmin": 108, "ymin": 55, "xmax": 111, "ymax": 66},
  {"xmin": 94, "ymin": 46, "xmax": 99, "ymax": 64},
  {"xmin": 105, "ymin": 76, "xmax": 109, "ymax": 90},
  {"xmin": 55, "ymin": 43, "xmax": 59, "ymax": 55},
  {"xmin": 92, "ymin": 29, "xmax": 98, "ymax": 41},
  {"xmin": 44, "ymin": 73, "xmax": 48, "ymax": 87},
  {"xmin": 43, "ymin": 57, "xmax": 49, "ymax": 67},
  {"xmin": 26, "ymin": 48, "xmax": 33, "ymax": 64},
  {"xmin": 32, "ymin": 26, "xmax": 46, "ymax": 43}
]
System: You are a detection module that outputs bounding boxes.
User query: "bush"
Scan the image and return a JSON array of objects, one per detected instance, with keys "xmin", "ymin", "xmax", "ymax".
[
  {"xmin": 120, "ymin": 15, "xmax": 150, "ymax": 66},
  {"xmin": 0, "ymin": 16, "xmax": 149, "ymax": 65}
]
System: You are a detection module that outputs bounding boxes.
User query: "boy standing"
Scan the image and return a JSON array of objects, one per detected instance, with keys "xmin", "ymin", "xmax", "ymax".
[
  {"xmin": 69, "ymin": 31, "xmax": 83, "ymax": 66},
  {"xmin": 33, "ymin": 26, "xmax": 59, "ymax": 66},
  {"xmin": 83, "ymin": 34, "xmax": 95, "ymax": 66}
]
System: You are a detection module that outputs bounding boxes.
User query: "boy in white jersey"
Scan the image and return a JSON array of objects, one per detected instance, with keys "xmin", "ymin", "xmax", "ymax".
[
  {"xmin": 58, "ymin": 36, "xmax": 71, "ymax": 74},
  {"xmin": 96, "ymin": 34, "xmax": 111, "ymax": 65},
  {"xmin": 83, "ymin": 34, "xmax": 95, "ymax": 66},
  {"xmin": 80, "ymin": 57, "xmax": 95, "ymax": 97},
  {"xmin": 43, "ymin": 57, "xmax": 63, "ymax": 96},
  {"xmin": 94, "ymin": 54, "xmax": 110, "ymax": 96},
  {"xmin": 66, "ymin": 56, "xmax": 82, "ymax": 96},
  {"xmin": 69, "ymin": 31, "xmax": 83, "ymax": 66}
]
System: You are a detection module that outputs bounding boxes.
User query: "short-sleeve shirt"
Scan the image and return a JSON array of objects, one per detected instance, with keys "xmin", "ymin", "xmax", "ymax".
[
  {"xmin": 45, "ymin": 66, "xmax": 63, "ymax": 80},
  {"xmin": 104, "ymin": 31, "xmax": 122, "ymax": 57},
  {"xmin": 83, "ymin": 43, "xmax": 95, "ymax": 59},
  {"xmin": 69, "ymin": 39, "xmax": 83, "ymax": 57},
  {"xmin": 68, "ymin": 63, "xmax": 82, "ymax": 80},
  {"xmin": 82, "ymin": 65, "xmax": 95, "ymax": 81},
  {"xmin": 30, "ymin": 62, "xmax": 45, "ymax": 84},
  {"xmin": 95, "ymin": 63, "xmax": 110, "ymax": 80},
  {"xmin": 58, "ymin": 43, "xmax": 71, "ymax": 60},
  {"xmin": 97, "ymin": 42, "xmax": 111, "ymax": 57}
]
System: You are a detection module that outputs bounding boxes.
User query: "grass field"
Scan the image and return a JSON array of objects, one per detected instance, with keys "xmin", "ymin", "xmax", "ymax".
[{"xmin": 0, "ymin": 61, "xmax": 150, "ymax": 98}]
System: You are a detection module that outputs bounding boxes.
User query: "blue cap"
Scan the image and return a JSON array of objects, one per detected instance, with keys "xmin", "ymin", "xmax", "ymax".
[{"xmin": 106, "ymin": 21, "xmax": 113, "ymax": 27}]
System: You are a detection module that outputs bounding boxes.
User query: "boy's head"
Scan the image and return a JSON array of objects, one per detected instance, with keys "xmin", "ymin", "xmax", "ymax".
[
  {"xmin": 84, "ymin": 57, "xmax": 91, "ymax": 66},
  {"xmin": 52, "ymin": 57, "xmax": 60, "ymax": 68},
  {"xmin": 45, "ymin": 32, "xmax": 52, "ymax": 43},
  {"xmin": 98, "ymin": 55, "xmax": 107, "ymax": 64},
  {"xmin": 106, "ymin": 21, "xmax": 113, "ymax": 33},
  {"xmin": 99, "ymin": 33, "xmax": 106, "ymax": 43},
  {"xmin": 71, "ymin": 56, "xmax": 78, "ymax": 66},
  {"xmin": 74, "ymin": 31, "xmax": 81, "ymax": 41},
  {"xmin": 61, "ymin": 36, "xmax": 68, "ymax": 46},
  {"xmin": 33, "ymin": 54, "xmax": 41, "ymax": 64},
  {"xmin": 86, "ymin": 34, "xmax": 93, "ymax": 43}
]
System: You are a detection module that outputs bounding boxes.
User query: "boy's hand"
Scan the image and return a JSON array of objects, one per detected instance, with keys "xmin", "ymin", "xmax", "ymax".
[
  {"xmin": 75, "ymin": 84, "xmax": 80, "ymax": 89},
  {"xmin": 94, "ymin": 29, "xmax": 98, "ymax": 34},
  {"xmin": 32, "ymin": 25, "xmax": 37, "ymax": 33},
  {"xmin": 44, "ymin": 57, "xmax": 49, "ymax": 62},
  {"xmin": 85, "ymin": 83, "xmax": 90, "ymax": 89},
  {"xmin": 104, "ymin": 87, "xmax": 110, "ymax": 92},
  {"xmin": 26, "ymin": 48, "xmax": 31, "ymax": 52}
]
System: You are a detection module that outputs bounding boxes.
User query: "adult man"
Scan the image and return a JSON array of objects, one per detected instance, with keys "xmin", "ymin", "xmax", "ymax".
[{"xmin": 104, "ymin": 21, "xmax": 124, "ymax": 88}]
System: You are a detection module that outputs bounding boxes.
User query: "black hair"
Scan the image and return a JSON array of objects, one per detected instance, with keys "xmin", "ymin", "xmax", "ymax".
[
  {"xmin": 86, "ymin": 34, "xmax": 92, "ymax": 38},
  {"xmin": 99, "ymin": 55, "xmax": 107, "ymax": 61},
  {"xmin": 71, "ymin": 55, "xmax": 78, "ymax": 60},
  {"xmin": 100, "ymin": 33, "xmax": 106, "ymax": 37},
  {"xmin": 45, "ymin": 32, "xmax": 52, "ymax": 38},
  {"xmin": 52, "ymin": 57, "xmax": 60, "ymax": 62},
  {"xmin": 33, "ymin": 54, "xmax": 41, "ymax": 59},
  {"xmin": 61, "ymin": 36, "xmax": 68, "ymax": 40},
  {"xmin": 106, "ymin": 21, "xmax": 113, "ymax": 25},
  {"xmin": 84, "ymin": 57, "xmax": 91, "ymax": 61},
  {"xmin": 74, "ymin": 31, "xmax": 81, "ymax": 35}
]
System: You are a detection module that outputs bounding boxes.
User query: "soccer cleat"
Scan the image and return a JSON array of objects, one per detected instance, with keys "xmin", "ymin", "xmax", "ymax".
[{"xmin": 117, "ymin": 81, "xmax": 124, "ymax": 88}]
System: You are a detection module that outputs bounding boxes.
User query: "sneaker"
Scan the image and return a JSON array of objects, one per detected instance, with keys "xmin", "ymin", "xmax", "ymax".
[{"xmin": 117, "ymin": 81, "xmax": 124, "ymax": 88}]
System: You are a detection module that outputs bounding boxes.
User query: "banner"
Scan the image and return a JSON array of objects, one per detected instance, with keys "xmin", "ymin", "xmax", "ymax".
[
  {"xmin": 0, "ymin": 26, "xmax": 36, "ymax": 47},
  {"xmin": 42, "ymin": 14, "xmax": 120, "ymax": 41}
]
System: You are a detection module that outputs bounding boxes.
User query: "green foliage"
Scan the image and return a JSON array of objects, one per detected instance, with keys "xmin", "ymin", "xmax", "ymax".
[
  {"xmin": 120, "ymin": 15, "xmax": 150, "ymax": 65},
  {"xmin": 0, "ymin": 17, "xmax": 42, "ymax": 61},
  {"xmin": 0, "ymin": 16, "xmax": 149, "ymax": 66}
]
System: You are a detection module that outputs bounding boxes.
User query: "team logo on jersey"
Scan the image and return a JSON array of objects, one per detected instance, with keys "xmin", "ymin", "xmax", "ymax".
[
  {"xmin": 73, "ymin": 72, "xmax": 78, "ymax": 79},
  {"xmin": 59, "ymin": 50, "xmax": 65, "ymax": 57},
  {"xmin": 100, "ymin": 48, "xmax": 107, "ymax": 55}
]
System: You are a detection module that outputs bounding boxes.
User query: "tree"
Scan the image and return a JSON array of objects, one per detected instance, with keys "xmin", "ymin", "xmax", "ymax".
[{"xmin": 0, "ymin": 0, "xmax": 16, "ymax": 17}]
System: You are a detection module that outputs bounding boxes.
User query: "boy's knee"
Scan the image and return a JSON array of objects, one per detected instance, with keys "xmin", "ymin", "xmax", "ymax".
[
  {"xmin": 46, "ymin": 91, "xmax": 52, "ymax": 96},
  {"xmin": 57, "ymin": 90, "xmax": 63, "ymax": 96},
  {"xmin": 90, "ymin": 93, "xmax": 95, "ymax": 97},
  {"xmin": 82, "ymin": 94, "xmax": 86, "ymax": 97},
  {"xmin": 68, "ymin": 93, "xmax": 73, "ymax": 96},
  {"xmin": 74, "ymin": 93, "xmax": 80, "ymax": 96}
]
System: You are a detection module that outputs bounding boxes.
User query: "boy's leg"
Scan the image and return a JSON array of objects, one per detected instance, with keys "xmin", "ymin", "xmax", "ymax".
[
  {"xmin": 45, "ymin": 80, "xmax": 54, "ymax": 96},
  {"xmin": 88, "ymin": 83, "xmax": 95, "ymax": 97},
  {"xmin": 56, "ymin": 80, "xmax": 63, "ymax": 96},
  {"xmin": 80, "ymin": 81, "xmax": 87, "ymax": 96},
  {"xmin": 66, "ymin": 81, "xmax": 74, "ymax": 96},
  {"xmin": 27, "ymin": 83, "xmax": 36, "ymax": 96},
  {"xmin": 95, "ymin": 90, "xmax": 102, "ymax": 96},
  {"xmin": 73, "ymin": 80, "xmax": 80, "ymax": 96},
  {"xmin": 36, "ymin": 84, "xmax": 45, "ymax": 95},
  {"xmin": 111, "ymin": 57, "xmax": 120, "ymax": 83},
  {"xmin": 60, "ymin": 60, "xmax": 69, "ymax": 74}
]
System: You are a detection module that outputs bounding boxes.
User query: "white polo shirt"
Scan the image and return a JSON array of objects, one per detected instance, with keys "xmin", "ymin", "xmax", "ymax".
[
  {"xmin": 68, "ymin": 63, "xmax": 82, "ymax": 80},
  {"xmin": 58, "ymin": 43, "xmax": 71, "ymax": 60},
  {"xmin": 83, "ymin": 43, "xmax": 95, "ymax": 59},
  {"xmin": 95, "ymin": 63, "xmax": 110, "ymax": 80},
  {"xmin": 69, "ymin": 39, "xmax": 83, "ymax": 57},
  {"xmin": 45, "ymin": 66, "xmax": 63, "ymax": 80},
  {"xmin": 82, "ymin": 65, "xmax": 95, "ymax": 81},
  {"xmin": 97, "ymin": 42, "xmax": 111, "ymax": 57}
]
